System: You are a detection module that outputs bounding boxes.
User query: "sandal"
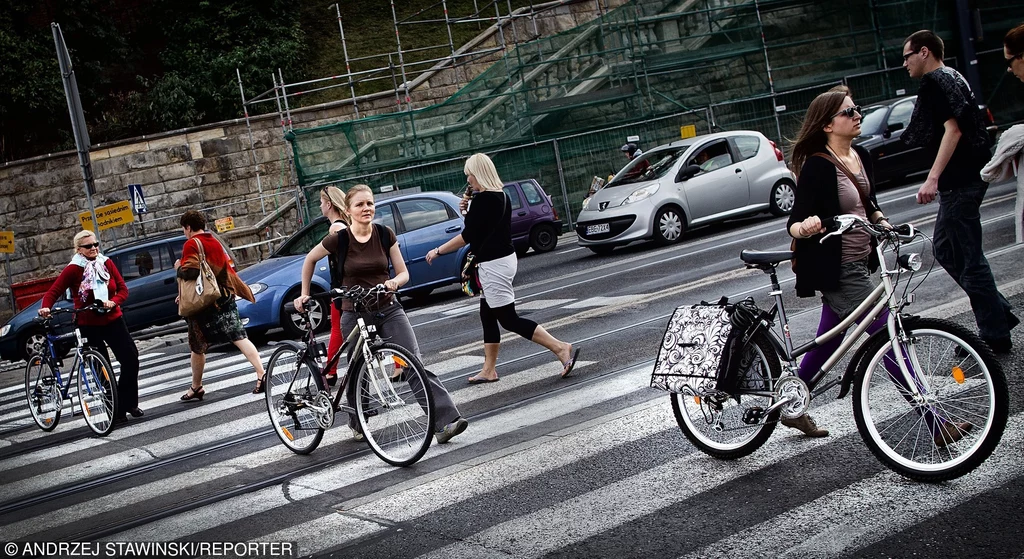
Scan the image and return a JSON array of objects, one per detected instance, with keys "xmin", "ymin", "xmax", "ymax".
[
  {"xmin": 252, "ymin": 375, "xmax": 267, "ymax": 394},
  {"xmin": 560, "ymin": 347, "xmax": 581, "ymax": 379},
  {"xmin": 181, "ymin": 385, "xmax": 205, "ymax": 402}
]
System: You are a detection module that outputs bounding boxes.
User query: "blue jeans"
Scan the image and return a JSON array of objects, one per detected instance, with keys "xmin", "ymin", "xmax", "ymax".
[{"xmin": 934, "ymin": 184, "xmax": 1015, "ymax": 341}]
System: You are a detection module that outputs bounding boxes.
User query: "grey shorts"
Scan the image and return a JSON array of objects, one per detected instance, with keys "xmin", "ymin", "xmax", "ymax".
[{"xmin": 820, "ymin": 260, "xmax": 879, "ymax": 319}]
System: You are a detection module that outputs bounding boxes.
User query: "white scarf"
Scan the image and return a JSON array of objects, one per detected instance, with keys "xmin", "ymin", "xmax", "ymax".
[{"xmin": 71, "ymin": 253, "xmax": 110, "ymax": 302}]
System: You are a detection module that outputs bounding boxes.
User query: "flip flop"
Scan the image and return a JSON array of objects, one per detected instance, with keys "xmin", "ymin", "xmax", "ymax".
[
  {"xmin": 467, "ymin": 376, "xmax": 500, "ymax": 385},
  {"xmin": 560, "ymin": 347, "xmax": 581, "ymax": 378}
]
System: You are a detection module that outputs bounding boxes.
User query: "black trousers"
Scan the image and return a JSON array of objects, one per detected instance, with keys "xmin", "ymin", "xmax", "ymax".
[{"xmin": 80, "ymin": 316, "xmax": 140, "ymax": 414}]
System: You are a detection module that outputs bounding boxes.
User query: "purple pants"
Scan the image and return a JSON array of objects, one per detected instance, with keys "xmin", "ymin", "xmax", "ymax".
[{"xmin": 797, "ymin": 304, "xmax": 940, "ymax": 429}]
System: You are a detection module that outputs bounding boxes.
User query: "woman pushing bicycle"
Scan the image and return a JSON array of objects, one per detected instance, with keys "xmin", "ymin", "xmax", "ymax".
[
  {"xmin": 293, "ymin": 184, "xmax": 469, "ymax": 444},
  {"xmin": 788, "ymin": 86, "xmax": 968, "ymax": 446}
]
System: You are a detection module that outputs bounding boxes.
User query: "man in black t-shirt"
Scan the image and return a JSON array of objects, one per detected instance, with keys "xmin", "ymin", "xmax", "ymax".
[{"xmin": 903, "ymin": 30, "xmax": 1017, "ymax": 352}]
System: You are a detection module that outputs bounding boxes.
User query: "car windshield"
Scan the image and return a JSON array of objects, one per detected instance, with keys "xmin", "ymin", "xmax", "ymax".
[
  {"xmin": 274, "ymin": 219, "xmax": 331, "ymax": 257},
  {"xmin": 858, "ymin": 105, "xmax": 887, "ymax": 136},
  {"xmin": 608, "ymin": 147, "xmax": 688, "ymax": 187}
]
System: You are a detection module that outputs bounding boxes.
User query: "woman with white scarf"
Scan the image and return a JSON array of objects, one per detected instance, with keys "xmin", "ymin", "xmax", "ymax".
[
  {"xmin": 39, "ymin": 230, "xmax": 142, "ymax": 424},
  {"xmin": 981, "ymin": 22, "xmax": 1024, "ymax": 243}
]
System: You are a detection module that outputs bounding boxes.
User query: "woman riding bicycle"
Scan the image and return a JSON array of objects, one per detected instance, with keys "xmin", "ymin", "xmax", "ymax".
[
  {"xmin": 294, "ymin": 184, "xmax": 469, "ymax": 444},
  {"xmin": 788, "ymin": 86, "xmax": 969, "ymax": 446}
]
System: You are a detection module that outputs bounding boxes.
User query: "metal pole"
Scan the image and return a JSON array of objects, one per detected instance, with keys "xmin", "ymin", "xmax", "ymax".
[
  {"xmin": 278, "ymin": 68, "xmax": 294, "ymax": 131},
  {"xmin": 552, "ymin": 139, "xmax": 574, "ymax": 230},
  {"xmin": 389, "ymin": 0, "xmax": 413, "ymax": 112},
  {"xmin": 52, "ymin": 23, "xmax": 99, "ymax": 237},
  {"xmin": 4, "ymin": 255, "xmax": 15, "ymax": 312},
  {"xmin": 332, "ymin": 3, "xmax": 361, "ymax": 118},
  {"xmin": 753, "ymin": 0, "xmax": 783, "ymax": 146},
  {"xmin": 954, "ymin": 0, "xmax": 984, "ymax": 96},
  {"xmin": 237, "ymin": 68, "xmax": 267, "ymax": 215}
]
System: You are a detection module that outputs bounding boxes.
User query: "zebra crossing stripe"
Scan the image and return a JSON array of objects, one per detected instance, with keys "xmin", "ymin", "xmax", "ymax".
[
  {"xmin": 105, "ymin": 366, "xmax": 657, "ymax": 542},
  {"xmin": 680, "ymin": 414, "xmax": 1024, "ymax": 559}
]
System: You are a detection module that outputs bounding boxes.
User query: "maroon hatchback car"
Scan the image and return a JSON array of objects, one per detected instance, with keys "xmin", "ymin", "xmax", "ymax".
[{"xmin": 503, "ymin": 178, "xmax": 563, "ymax": 255}]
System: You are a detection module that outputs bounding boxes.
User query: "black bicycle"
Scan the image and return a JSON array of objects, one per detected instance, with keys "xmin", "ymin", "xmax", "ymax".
[
  {"xmin": 25, "ymin": 304, "xmax": 119, "ymax": 436},
  {"xmin": 263, "ymin": 286, "xmax": 435, "ymax": 467}
]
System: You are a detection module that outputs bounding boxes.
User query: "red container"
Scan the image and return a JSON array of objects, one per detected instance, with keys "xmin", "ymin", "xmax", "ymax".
[{"xmin": 12, "ymin": 277, "xmax": 57, "ymax": 311}]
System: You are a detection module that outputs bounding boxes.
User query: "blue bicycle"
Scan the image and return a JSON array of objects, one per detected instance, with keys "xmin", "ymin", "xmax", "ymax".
[{"xmin": 25, "ymin": 304, "xmax": 118, "ymax": 436}]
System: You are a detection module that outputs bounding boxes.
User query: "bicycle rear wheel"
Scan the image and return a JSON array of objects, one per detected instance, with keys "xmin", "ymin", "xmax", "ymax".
[
  {"xmin": 78, "ymin": 349, "xmax": 117, "ymax": 436},
  {"xmin": 25, "ymin": 354, "xmax": 62, "ymax": 431},
  {"xmin": 265, "ymin": 343, "xmax": 328, "ymax": 455},
  {"xmin": 351, "ymin": 343, "xmax": 434, "ymax": 467},
  {"xmin": 671, "ymin": 332, "xmax": 781, "ymax": 459},
  {"xmin": 853, "ymin": 317, "xmax": 1008, "ymax": 482}
]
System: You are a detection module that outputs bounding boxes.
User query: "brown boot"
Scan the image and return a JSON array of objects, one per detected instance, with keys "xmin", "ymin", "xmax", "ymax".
[
  {"xmin": 781, "ymin": 414, "xmax": 829, "ymax": 437},
  {"xmin": 934, "ymin": 422, "xmax": 973, "ymax": 448}
]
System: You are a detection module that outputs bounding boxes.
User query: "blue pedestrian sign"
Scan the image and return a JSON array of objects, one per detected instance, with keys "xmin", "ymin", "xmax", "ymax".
[{"xmin": 128, "ymin": 184, "xmax": 148, "ymax": 214}]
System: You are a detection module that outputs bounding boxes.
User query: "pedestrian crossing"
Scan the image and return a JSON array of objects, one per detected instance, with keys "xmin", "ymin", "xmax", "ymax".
[{"xmin": 0, "ymin": 327, "xmax": 1021, "ymax": 557}]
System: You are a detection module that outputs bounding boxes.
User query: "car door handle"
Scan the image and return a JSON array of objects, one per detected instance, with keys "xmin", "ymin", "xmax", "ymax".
[
  {"xmin": 734, "ymin": 168, "xmax": 742, "ymax": 174},
  {"xmin": 445, "ymin": 226, "xmax": 462, "ymax": 233},
  {"xmin": 517, "ymin": 211, "xmax": 527, "ymax": 216}
]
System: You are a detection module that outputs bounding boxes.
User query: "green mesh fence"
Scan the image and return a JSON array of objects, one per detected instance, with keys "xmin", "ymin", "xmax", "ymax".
[{"xmin": 287, "ymin": 0, "xmax": 1023, "ymax": 225}]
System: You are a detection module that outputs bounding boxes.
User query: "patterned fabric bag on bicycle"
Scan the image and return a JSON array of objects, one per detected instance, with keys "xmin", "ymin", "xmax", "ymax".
[
  {"xmin": 650, "ymin": 297, "xmax": 763, "ymax": 395},
  {"xmin": 650, "ymin": 301, "xmax": 733, "ymax": 393}
]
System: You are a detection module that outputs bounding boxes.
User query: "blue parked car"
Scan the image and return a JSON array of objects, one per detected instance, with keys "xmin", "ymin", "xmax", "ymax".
[{"xmin": 236, "ymin": 191, "xmax": 472, "ymax": 337}]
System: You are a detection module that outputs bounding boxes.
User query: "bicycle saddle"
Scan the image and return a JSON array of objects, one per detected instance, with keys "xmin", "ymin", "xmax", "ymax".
[{"xmin": 739, "ymin": 249, "xmax": 793, "ymax": 266}]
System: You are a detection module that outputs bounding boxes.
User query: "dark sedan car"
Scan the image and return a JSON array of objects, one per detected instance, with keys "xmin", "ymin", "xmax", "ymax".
[
  {"xmin": 853, "ymin": 96, "xmax": 926, "ymax": 185},
  {"xmin": 0, "ymin": 232, "xmax": 233, "ymax": 362}
]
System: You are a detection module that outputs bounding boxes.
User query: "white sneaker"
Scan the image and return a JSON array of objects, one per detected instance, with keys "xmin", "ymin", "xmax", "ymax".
[{"xmin": 350, "ymin": 427, "xmax": 365, "ymax": 442}]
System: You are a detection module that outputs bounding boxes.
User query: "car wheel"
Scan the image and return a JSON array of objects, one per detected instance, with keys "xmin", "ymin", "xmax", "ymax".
[
  {"xmin": 588, "ymin": 245, "xmax": 615, "ymax": 255},
  {"xmin": 653, "ymin": 206, "xmax": 686, "ymax": 245},
  {"xmin": 770, "ymin": 180, "xmax": 796, "ymax": 216},
  {"xmin": 529, "ymin": 224, "xmax": 559, "ymax": 253},
  {"xmin": 407, "ymin": 287, "xmax": 434, "ymax": 300},
  {"xmin": 282, "ymin": 287, "xmax": 328, "ymax": 338},
  {"xmin": 20, "ymin": 328, "xmax": 47, "ymax": 361}
]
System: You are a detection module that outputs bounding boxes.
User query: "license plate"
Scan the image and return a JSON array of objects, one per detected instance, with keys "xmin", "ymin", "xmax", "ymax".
[{"xmin": 586, "ymin": 223, "xmax": 611, "ymax": 235}]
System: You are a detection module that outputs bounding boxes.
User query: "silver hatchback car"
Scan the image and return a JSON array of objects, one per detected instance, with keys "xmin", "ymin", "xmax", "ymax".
[{"xmin": 575, "ymin": 131, "xmax": 796, "ymax": 254}]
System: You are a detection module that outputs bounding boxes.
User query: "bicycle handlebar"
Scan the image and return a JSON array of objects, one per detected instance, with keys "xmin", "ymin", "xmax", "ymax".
[
  {"xmin": 820, "ymin": 214, "xmax": 916, "ymax": 244},
  {"xmin": 32, "ymin": 302, "xmax": 109, "ymax": 326},
  {"xmin": 289, "ymin": 285, "xmax": 396, "ymax": 315}
]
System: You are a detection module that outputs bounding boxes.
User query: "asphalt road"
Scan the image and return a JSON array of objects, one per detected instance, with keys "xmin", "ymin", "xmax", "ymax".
[{"xmin": 0, "ymin": 178, "xmax": 1022, "ymax": 558}]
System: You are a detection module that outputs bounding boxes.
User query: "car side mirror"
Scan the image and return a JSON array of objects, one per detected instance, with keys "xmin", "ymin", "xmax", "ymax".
[
  {"xmin": 677, "ymin": 164, "xmax": 701, "ymax": 181},
  {"xmin": 883, "ymin": 122, "xmax": 904, "ymax": 138}
]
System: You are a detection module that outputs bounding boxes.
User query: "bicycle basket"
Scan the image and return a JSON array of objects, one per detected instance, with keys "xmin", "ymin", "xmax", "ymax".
[{"xmin": 650, "ymin": 303, "xmax": 732, "ymax": 393}]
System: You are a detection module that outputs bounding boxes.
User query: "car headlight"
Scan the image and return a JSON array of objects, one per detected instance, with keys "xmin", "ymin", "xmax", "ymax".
[
  {"xmin": 582, "ymin": 197, "xmax": 591, "ymax": 210},
  {"xmin": 238, "ymin": 283, "xmax": 267, "ymax": 300},
  {"xmin": 622, "ymin": 183, "xmax": 660, "ymax": 205},
  {"xmin": 0, "ymin": 324, "xmax": 9, "ymax": 338}
]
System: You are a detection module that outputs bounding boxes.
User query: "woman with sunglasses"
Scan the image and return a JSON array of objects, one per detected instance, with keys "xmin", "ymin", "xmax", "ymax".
[
  {"xmin": 38, "ymin": 230, "xmax": 142, "ymax": 424},
  {"xmin": 784, "ymin": 85, "xmax": 888, "ymax": 439},
  {"xmin": 982, "ymin": 22, "xmax": 1024, "ymax": 243}
]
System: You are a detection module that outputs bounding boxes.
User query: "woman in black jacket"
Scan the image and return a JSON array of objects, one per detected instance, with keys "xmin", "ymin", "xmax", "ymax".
[
  {"xmin": 786, "ymin": 86, "xmax": 890, "ymax": 438},
  {"xmin": 427, "ymin": 153, "xmax": 580, "ymax": 383}
]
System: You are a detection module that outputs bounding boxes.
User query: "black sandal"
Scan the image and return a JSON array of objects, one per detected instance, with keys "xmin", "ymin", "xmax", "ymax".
[
  {"xmin": 181, "ymin": 385, "xmax": 205, "ymax": 402},
  {"xmin": 252, "ymin": 375, "xmax": 267, "ymax": 394}
]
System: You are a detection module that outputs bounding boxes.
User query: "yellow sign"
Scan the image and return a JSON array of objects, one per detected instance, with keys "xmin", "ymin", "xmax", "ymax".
[
  {"xmin": 215, "ymin": 216, "xmax": 235, "ymax": 233},
  {"xmin": 680, "ymin": 125, "xmax": 697, "ymax": 139},
  {"xmin": 0, "ymin": 231, "xmax": 13, "ymax": 254},
  {"xmin": 80, "ymin": 200, "xmax": 134, "ymax": 232}
]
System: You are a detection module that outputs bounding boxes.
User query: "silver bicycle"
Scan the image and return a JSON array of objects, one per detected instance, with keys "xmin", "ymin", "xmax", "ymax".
[{"xmin": 671, "ymin": 215, "xmax": 1008, "ymax": 482}]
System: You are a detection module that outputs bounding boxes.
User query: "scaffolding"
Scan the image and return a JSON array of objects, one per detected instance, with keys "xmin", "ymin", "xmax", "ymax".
[{"xmin": 235, "ymin": 0, "xmax": 1022, "ymax": 232}]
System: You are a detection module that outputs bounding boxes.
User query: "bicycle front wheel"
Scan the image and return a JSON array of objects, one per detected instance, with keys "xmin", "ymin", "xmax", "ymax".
[
  {"xmin": 351, "ymin": 343, "xmax": 434, "ymax": 467},
  {"xmin": 78, "ymin": 349, "xmax": 117, "ymax": 436},
  {"xmin": 265, "ymin": 344, "xmax": 328, "ymax": 455},
  {"xmin": 853, "ymin": 317, "xmax": 1008, "ymax": 482},
  {"xmin": 25, "ymin": 354, "xmax": 62, "ymax": 431},
  {"xmin": 671, "ymin": 332, "xmax": 781, "ymax": 459}
]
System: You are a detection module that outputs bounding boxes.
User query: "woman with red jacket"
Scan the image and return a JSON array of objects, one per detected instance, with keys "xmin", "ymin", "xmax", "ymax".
[
  {"xmin": 175, "ymin": 210, "xmax": 263, "ymax": 401},
  {"xmin": 39, "ymin": 230, "xmax": 142, "ymax": 423}
]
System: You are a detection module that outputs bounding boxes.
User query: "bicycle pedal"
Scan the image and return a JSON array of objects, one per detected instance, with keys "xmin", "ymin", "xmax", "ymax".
[{"xmin": 742, "ymin": 407, "xmax": 765, "ymax": 425}]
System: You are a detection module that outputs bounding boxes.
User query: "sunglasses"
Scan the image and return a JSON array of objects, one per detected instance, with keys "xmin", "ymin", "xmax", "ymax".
[
  {"xmin": 902, "ymin": 49, "xmax": 920, "ymax": 62},
  {"xmin": 78, "ymin": 242, "xmax": 100, "ymax": 249},
  {"xmin": 832, "ymin": 105, "xmax": 862, "ymax": 119}
]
